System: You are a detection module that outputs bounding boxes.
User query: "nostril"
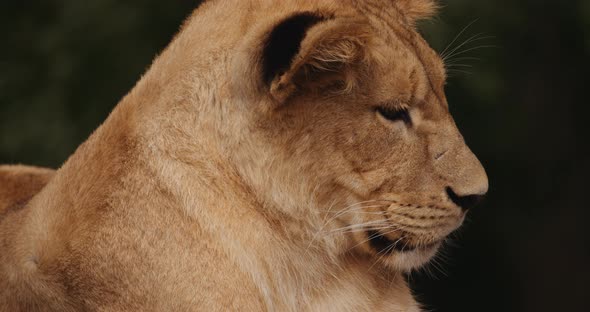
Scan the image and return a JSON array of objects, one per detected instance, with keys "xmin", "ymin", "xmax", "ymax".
[{"xmin": 446, "ymin": 187, "xmax": 485, "ymax": 212}]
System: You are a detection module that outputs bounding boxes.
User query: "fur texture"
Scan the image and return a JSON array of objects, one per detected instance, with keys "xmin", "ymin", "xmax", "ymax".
[
  {"xmin": 0, "ymin": 165, "xmax": 54, "ymax": 214},
  {"xmin": 0, "ymin": 1, "xmax": 488, "ymax": 311}
]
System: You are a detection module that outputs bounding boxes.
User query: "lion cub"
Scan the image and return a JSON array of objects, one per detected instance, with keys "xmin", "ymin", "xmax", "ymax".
[{"xmin": 0, "ymin": 0, "xmax": 487, "ymax": 311}]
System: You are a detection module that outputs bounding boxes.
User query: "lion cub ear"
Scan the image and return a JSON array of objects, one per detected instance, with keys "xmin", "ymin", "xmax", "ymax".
[
  {"xmin": 395, "ymin": 0, "xmax": 439, "ymax": 24},
  {"xmin": 262, "ymin": 13, "xmax": 372, "ymax": 102}
]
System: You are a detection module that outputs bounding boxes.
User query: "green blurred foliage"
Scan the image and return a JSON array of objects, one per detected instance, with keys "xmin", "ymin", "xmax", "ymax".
[
  {"xmin": 0, "ymin": 0, "xmax": 195, "ymax": 166},
  {"xmin": 0, "ymin": 1, "xmax": 588, "ymax": 311}
]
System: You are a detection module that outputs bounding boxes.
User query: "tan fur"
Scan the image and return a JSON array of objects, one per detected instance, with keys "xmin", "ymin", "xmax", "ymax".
[
  {"xmin": 0, "ymin": 1, "xmax": 488, "ymax": 311},
  {"xmin": 0, "ymin": 165, "xmax": 54, "ymax": 214}
]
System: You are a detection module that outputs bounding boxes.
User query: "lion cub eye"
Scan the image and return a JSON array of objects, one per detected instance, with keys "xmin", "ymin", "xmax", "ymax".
[{"xmin": 376, "ymin": 106, "xmax": 412, "ymax": 126}]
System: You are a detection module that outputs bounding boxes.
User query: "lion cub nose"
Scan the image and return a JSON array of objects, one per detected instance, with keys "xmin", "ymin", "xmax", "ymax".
[{"xmin": 446, "ymin": 187, "xmax": 486, "ymax": 212}]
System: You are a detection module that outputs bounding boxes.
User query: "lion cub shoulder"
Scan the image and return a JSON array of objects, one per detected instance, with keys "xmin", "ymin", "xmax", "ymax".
[{"xmin": 0, "ymin": 165, "xmax": 54, "ymax": 216}]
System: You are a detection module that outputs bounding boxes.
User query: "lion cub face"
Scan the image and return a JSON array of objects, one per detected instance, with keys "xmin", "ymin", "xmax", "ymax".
[{"xmin": 225, "ymin": 2, "xmax": 488, "ymax": 271}]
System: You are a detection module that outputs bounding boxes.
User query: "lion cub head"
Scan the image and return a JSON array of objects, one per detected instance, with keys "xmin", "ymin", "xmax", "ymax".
[{"xmin": 167, "ymin": 0, "xmax": 488, "ymax": 272}]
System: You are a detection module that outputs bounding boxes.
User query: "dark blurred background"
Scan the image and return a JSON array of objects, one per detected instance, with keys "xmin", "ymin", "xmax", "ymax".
[{"xmin": 0, "ymin": 1, "xmax": 588, "ymax": 311}]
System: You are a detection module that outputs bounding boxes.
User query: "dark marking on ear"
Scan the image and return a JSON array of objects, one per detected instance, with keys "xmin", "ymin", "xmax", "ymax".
[{"xmin": 262, "ymin": 12, "xmax": 326, "ymax": 84}]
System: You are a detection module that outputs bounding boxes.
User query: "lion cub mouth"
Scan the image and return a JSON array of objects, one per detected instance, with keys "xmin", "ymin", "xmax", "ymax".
[{"xmin": 366, "ymin": 230, "xmax": 440, "ymax": 254}]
